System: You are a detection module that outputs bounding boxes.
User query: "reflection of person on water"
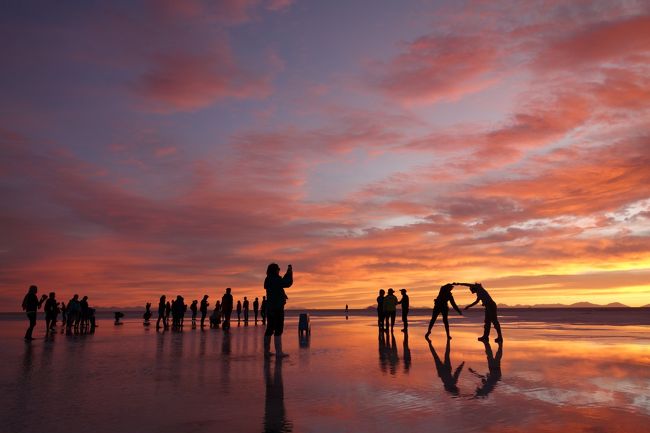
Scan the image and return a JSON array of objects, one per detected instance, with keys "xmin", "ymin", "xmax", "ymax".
[
  {"xmin": 263, "ymin": 358, "xmax": 292, "ymax": 433},
  {"xmin": 428, "ymin": 338, "xmax": 464, "ymax": 396},
  {"xmin": 469, "ymin": 340, "xmax": 503, "ymax": 398}
]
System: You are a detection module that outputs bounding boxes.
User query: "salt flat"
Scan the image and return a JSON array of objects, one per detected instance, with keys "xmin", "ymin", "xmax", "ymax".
[{"xmin": 1, "ymin": 311, "xmax": 649, "ymax": 433}]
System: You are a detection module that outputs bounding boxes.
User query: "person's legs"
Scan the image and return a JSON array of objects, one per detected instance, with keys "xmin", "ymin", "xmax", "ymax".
[
  {"xmin": 264, "ymin": 310, "xmax": 277, "ymax": 356},
  {"xmin": 402, "ymin": 311, "xmax": 408, "ymax": 331},
  {"xmin": 479, "ymin": 308, "xmax": 491, "ymax": 340},
  {"xmin": 488, "ymin": 303, "xmax": 502, "ymax": 341},
  {"xmin": 442, "ymin": 309, "xmax": 451, "ymax": 339},
  {"xmin": 25, "ymin": 312, "xmax": 36, "ymax": 340},
  {"xmin": 426, "ymin": 306, "xmax": 441, "ymax": 337},
  {"xmin": 389, "ymin": 311, "xmax": 396, "ymax": 332},
  {"xmin": 377, "ymin": 311, "xmax": 384, "ymax": 329},
  {"xmin": 273, "ymin": 310, "xmax": 287, "ymax": 357}
]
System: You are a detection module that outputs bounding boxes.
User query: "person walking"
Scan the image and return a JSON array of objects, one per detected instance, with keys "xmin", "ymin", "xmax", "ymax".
[
  {"xmin": 397, "ymin": 289, "xmax": 410, "ymax": 332},
  {"xmin": 264, "ymin": 263, "xmax": 293, "ymax": 358},
  {"xmin": 425, "ymin": 284, "xmax": 463, "ymax": 340},
  {"xmin": 22, "ymin": 285, "xmax": 47, "ymax": 340},
  {"xmin": 383, "ymin": 289, "xmax": 398, "ymax": 333},
  {"xmin": 190, "ymin": 300, "xmax": 198, "ymax": 325},
  {"xmin": 455, "ymin": 282, "xmax": 503, "ymax": 342},
  {"xmin": 236, "ymin": 300, "xmax": 242, "ymax": 324}
]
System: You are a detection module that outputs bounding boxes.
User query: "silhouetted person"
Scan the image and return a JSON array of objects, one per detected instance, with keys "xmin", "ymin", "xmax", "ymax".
[
  {"xmin": 143, "ymin": 302, "xmax": 152, "ymax": 324},
  {"xmin": 383, "ymin": 288, "xmax": 398, "ymax": 332},
  {"xmin": 156, "ymin": 295, "xmax": 166, "ymax": 330},
  {"xmin": 263, "ymin": 357, "xmax": 292, "ymax": 433},
  {"xmin": 171, "ymin": 295, "xmax": 185, "ymax": 329},
  {"xmin": 60, "ymin": 301, "xmax": 67, "ymax": 327},
  {"xmin": 190, "ymin": 300, "xmax": 198, "ymax": 325},
  {"xmin": 114, "ymin": 311, "xmax": 124, "ymax": 325},
  {"xmin": 397, "ymin": 288, "xmax": 409, "ymax": 332},
  {"xmin": 66, "ymin": 294, "xmax": 81, "ymax": 333},
  {"xmin": 345, "ymin": 304, "xmax": 349, "ymax": 319},
  {"xmin": 243, "ymin": 297, "xmax": 250, "ymax": 324},
  {"xmin": 469, "ymin": 340, "xmax": 503, "ymax": 398},
  {"xmin": 88, "ymin": 307, "xmax": 97, "ymax": 332},
  {"xmin": 210, "ymin": 300, "xmax": 222, "ymax": 328},
  {"xmin": 199, "ymin": 295, "xmax": 209, "ymax": 328},
  {"xmin": 80, "ymin": 296, "xmax": 89, "ymax": 330},
  {"xmin": 260, "ymin": 296, "xmax": 267, "ymax": 325},
  {"xmin": 376, "ymin": 289, "xmax": 385, "ymax": 330},
  {"xmin": 44, "ymin": 292, "xmax": 58, "ymax": 333},
  {"xmin": 221, "ymin": 288, "xmax": 234, "ymax": 330},
  {"xmin": 236, "ymin": 300, "xmax": 242, "ymax": 324},
  {"xmin": 22, "ymin": 285, "xmax": 47, "ymax": 340},
  {"xmin": 455, "ymin": 282, "xmax": 503, "ymax": 342},
  {"xmin": 428, "ymin": 338, "xmax": 464, "ymax": 396},
  {"xmin": 264, "ymin": 263, "xmax": 292, "ymax": 358},
  {"xmin": 253, "ymin": 297, "xmax": 260, "ymax": 324},
  {"xmin": 164, "ymin": 301, "xmax": 171, "ymax": 327},
  {"xmin": 425, "ymin": 284, "xmax": 462, "ymax": 340}
]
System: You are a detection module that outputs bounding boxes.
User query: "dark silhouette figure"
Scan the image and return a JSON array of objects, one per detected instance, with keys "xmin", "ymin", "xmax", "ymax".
[
  {"xmin": 455, "ymin": 282, "xmax": 503, "ymax": 342},
  {"xmin": 190, "ymin": 300, "xmax": 198, "ymax": 325},
  {"xmin": 114, "ymin": 311, "xmax": 124, "ymax": 325},
  {"xmin": 253, "ymin": 297, "xmax": 260, "ymax": 324},
  {"xmin": 264, "ymin": 263, "xmax": 292, "ymax": 358},
  {"xmin": 210, "ymin": 300, "xmax": 222, "ymax": 328},
  {"xmin": 88, "ymin": 307, "xmax": 97, "ymax": 332},
  {"xmin": 80, "ymin": 296, "xmax": 90, "ymax": 330},
  {"xmin": 143, "ymin": 302, "xmax": 152, "ymax": 325},
  {"xmin": 156, "ymin": 295, "xmax": 167, "ymax": 330},
  {"xmin": 469, "ymin": 340, "xmax": 503, "ymax": 398},
  {"xmin": 263, "ymin": 358, "xmax": 292, "ymax": 433},
  {"xmin": 171, "ymin": 295, "xmax": 185, "ymax": 329},
  {"xmin": 199, "ymin": 295, "xmax": 209, "ymax": 328},
  {"xmin": 164, "ymin": 301, "xmax": 171, "ymax": 327},
  {"xmin": 236, "ymin": 300, "xmax": 242, "ymax": 324},
  {"xmin": 345, "ymin": 304, "xmax": 349, "ymax": 320},
  {"xmin": 22, "ymin": 285, "xmax": 47, "ymax": 340},
  {"xmin": 397, "ymin": 288, "xmax": 409, "ymax": 332},
  {"xmin": 243, "ymin": 297, "xmax": 250, "ymax": 324},
  {"xmin": 60, "ymin": 301, "xmax": 67, "ymax": 327},
  {"xmin": 428, "ymin": 338, "xmax": 464, "ymax": 396},
  {"xmin": 383, "ymin": 288, "xmax": 398, "ymax": 332},
  {"xmin": 66, "ymin": 294, "xmax": 81, "ymax": 333},
  {"xmin": 260, "ymin": 296, "xmax": 267, "ymax": 325},
  {"xmin": 221, "ymin": 288, "xmax": 234, "ymax": 330},
  {"xmin": 425, "ymin": 284, "xmax": 463, "ymax": 340},
  {"xmin": 376, "ymin": 289, "xmax": 385, "ymax": 330},
  {"xmin": 44, "ymin": 292, "xmax": 58, "ymax": 333}
]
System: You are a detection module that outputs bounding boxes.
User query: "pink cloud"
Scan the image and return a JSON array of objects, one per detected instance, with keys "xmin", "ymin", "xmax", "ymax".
[{"xmin": 369, "ymin": 34, "xmax": 503, "ymax": 105}]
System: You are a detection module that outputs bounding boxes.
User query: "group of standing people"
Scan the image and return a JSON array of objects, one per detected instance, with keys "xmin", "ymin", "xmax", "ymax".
[
  {"xmin": 376, "ymin": 282, "xmax": 502, "ymax": 342},
  {"xmin": 22, "ymin": 285, "xmax": 96, "ymax": 340},
  {"xmin": 153, "ymin": 290, "xmax": 269, "ymax": 331}
]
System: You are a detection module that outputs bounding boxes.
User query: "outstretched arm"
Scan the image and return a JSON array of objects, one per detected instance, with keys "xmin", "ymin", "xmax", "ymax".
[
  {"xmin": 449, "ymin": 295, "xmax": 463, "ymax": 315},
  {"xmin": 465, "ymin": 297, "xmax": 479, "ymax": 310},
  {"xmin": 282, "ymin": 266, "xmax": 293, "ymax": 288}
]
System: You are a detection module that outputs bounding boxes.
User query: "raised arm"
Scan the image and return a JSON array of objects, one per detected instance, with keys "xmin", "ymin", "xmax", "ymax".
[
  {"xmin": 465, "ymin": 297, "xmax": 479, "ymax": 310},
  {"xmin": 282, "ymin": 266, "xmax": 293, "ymax": 288}
]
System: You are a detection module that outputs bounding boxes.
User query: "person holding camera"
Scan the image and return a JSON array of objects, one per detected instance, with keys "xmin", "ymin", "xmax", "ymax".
[
  {"xmin": 264, "ymin": 263, "xmax": 293, "ymax": 358},
  {"xmin": 22, "ymin": 285, "xmax": 47, "ymax": 341}
]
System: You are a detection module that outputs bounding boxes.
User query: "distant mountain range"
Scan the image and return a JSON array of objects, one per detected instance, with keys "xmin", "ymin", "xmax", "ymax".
[{"xmin": 496, "ymin": 302, "xmax": 634, "ymax": 308}]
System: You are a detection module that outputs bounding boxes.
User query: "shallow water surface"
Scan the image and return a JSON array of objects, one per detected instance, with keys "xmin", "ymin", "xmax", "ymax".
[{"xmin": 0, "ymin": 313, "xmax": 648, "ymax": 433}]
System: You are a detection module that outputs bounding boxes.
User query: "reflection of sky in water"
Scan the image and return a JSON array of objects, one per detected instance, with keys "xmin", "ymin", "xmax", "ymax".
[{"xmin": 1, "ymin": 314, "xmax": 649, "ymax": 433}]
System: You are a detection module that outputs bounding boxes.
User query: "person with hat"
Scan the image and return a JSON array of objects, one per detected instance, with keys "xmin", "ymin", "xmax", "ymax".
[
  {"xmin": 425, "ymin": 283, "xmax": 463, "ymax": 340},
  {"xmin": 383, "ymin": 288, "xmax": 399, "ymax": 333},
  {"xmin": 397, "ymin": 288, "xmax": 410, "ymax": 332}
]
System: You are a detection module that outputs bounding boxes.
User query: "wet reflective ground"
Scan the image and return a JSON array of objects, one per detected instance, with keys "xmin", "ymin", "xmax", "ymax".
[{"xmin": 1, "ymin": 312, "xmax": 649, "ymax": 433}]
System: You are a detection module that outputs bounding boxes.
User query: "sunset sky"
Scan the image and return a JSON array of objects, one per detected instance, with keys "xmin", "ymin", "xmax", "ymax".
[{"xmin": 1, "ymin": 0, "xmax": 649, "ymax": 310}]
